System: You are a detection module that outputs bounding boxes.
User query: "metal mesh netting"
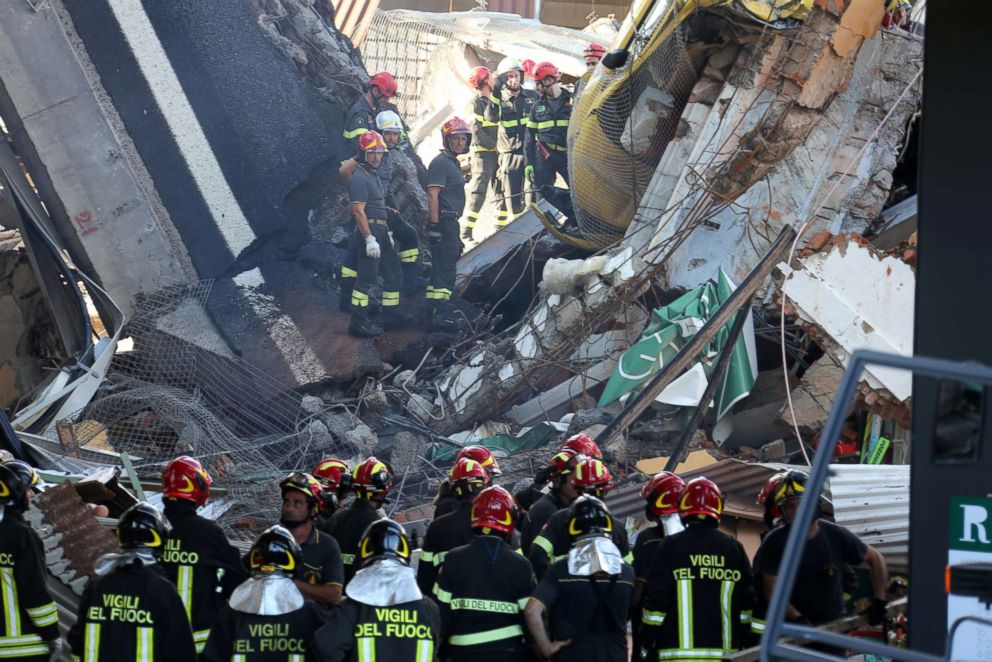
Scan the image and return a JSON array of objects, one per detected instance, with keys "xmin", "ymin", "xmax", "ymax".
[
  {"xmin": 37, "ymin": 281, "xmax": 353, "ymax": 536},
  {"xmin": 568, "ymin": 16, "xmax": 699, "ymax": 247}
]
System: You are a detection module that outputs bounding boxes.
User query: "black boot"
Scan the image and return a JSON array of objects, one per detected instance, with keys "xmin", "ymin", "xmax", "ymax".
[
  {"xmin": 461, "ymin": 226, "xmax": 474, "ymax": 241},
  {"xmin": 349, "ymin": 315, "xmax": 384, "ymax": 338},
  {"xmin": 428, "ymin": 304, "xmax": 460, "ymax": 333},
  {"xmin": 383, "ymin": 309, "xmax": 417, "ymax": 330}
]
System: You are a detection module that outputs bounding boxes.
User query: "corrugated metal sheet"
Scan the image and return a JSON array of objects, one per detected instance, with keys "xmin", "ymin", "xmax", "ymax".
[{"xmin": 335, "ymin": 0, "xmax": 382, "ymax": 45}]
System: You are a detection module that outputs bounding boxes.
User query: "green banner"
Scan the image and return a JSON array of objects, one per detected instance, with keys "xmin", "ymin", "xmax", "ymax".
[{"xmin": 949, "ymin": 497, "xmax": 992, "ymax": 553}]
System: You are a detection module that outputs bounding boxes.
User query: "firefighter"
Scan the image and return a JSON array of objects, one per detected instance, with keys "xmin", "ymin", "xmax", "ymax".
[
  {"xmin": 433, "ymin": 485, "xmax": 535, "ymax": 661},
  {"xmin": 528, "ymin": 456, "xmax": 632, "ymax": 579},
  {"xmin": 560, "ymin": 432, "xmax": 602, "ymax": 458},
  {"xmin": 346, "ymin": 130, "xmax": 407, "ymax": 338},
  {"xmin": 323, "ymin": 457, "xmax": 392, "ymax": 584},
  {"xmin": 486, "ymin": 58, "xmax": 538, "ymax": 221},
  {"xmin": 342, "ymin": 71, "xmax": 401, "ymax": 154},
  {"xmin": 425, "ymin": 117, "xmax": 472, "ymax": 332},
  {"xmin": 312, "ymin": 457, "xmax": 352, "ymax": 530},
  {"xmin": 524, "ymin": 62, "xmax": 572, "ymax": 198},
  {"xmin": 0, "ymin": 461, "xmax": 60, "ymax": 660},
  {"xmin": 203, "ymin": 526, "xmax": 324, "ymax": 661},
  {"xmin": 462, "ymin": 66, "xmax": 507, "ymax": 240},
  {"xmin": 573, "ymin": 43, "xmax": 606, "ymax": 99},
  {"xmin": 640, "ymin": 477, "xmax": 754, "ymax": 659},
  {"xmin": 67, "ymin": 502, "xmax": 196, "ymax": 661},
  {"xmin": 159, "ymin": 456, "xmax": 245, "ymax": 653},
  {"xmin": 631, "ymin": 471, "xmax": 686, "ymax": 657},
  {"xmin": 314, "ymin": 520, "xmax": 441, "ymax": 661},
  {"xmin": 524, "ymin": 495, "xmax": 634, "ymax": 661},
  {"xmin": 518, "ymin": 450, "xmax": 580, "ymax": 552},
  {"xmin": 277, "ymin": 472, "xmax": 345, "ymax": 605},
  {"xmin": 748, "ymin": 471, "xmax": 786, "ymax": 637},
  {"xmin": 521, "ymin": 59, "xmax": 537, "ymax": 91},
  {"xmin": 417, "ymin": 458, "xmax": 490, "ymax": 596},
  {"xmin": 754, "ymin": 469, "xmax": 889, "ymax": 627},
  {"xmin": 515, "ymin": 433, "xmax": 602, "ymax": 512},
  {"xmin": 433, "ymin": 445, "xmax": 502, "ymax": 518}
]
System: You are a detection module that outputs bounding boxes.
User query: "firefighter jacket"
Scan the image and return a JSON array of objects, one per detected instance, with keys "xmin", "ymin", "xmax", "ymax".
[
  {"xmin": 528, "ymin": 507, "xmax": 633, "ymax": 579},
  {"xmin": 486, "ymin": 86, "xmax": 539, "ymax": 154},
  {"xmin": 433, "ymin": 535, "xmax": 535, "ymax": 659},
  {"xmin": 432, "ymin": 482, "xmax": 457, "ymax": 519},
  {"xmin": 313, "ymin": 597, "xmax": 441, "ymax": 662},
  {"xmin": 161, "ymin": 498, "xmax": 245, "ymax": 653},
  {"xmin": 416, "ymin": 500, "xmax": 474, "ymax": 597},
  {"xmin": 0, "ymin": 507, "xmax": 59, "ymax": 659},
  {"xmin": 322, "ymin": 499, "xmax": 383, "ymax": 584},
  {"xmin": 470, "ymin": 95, "xmax": 498, "ymax": 153},
  {"xmin": 640, "ymin": 521, "xmax": 755, "ymax": 659},
  {"xmin": 520, "ymin": 492, "xmax": 566, "ymax": 554},
  {"xmin": 342, "ymin": 97, "xmax": 405, "ymax": 155},
  {"xmin": 67, "ymin": 559, "xmax": 196, "ymax": 661},
  {"xmin": 523, "ymin": 89, "xmax": 572, "ymax": 168}
]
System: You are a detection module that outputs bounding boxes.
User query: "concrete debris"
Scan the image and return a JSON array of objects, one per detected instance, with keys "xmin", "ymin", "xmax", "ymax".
[
  {"xmin": 342, "ymin": 423, "xmax": 378, "ymax": 456},
  {"xmin": 405, "ymin": 393, "xmax": 435, "ymax": 424}
]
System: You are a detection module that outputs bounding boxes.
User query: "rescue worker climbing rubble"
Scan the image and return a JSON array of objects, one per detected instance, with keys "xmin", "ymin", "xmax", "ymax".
[
  {"xmin": 463, "ymin": 66, "xmax": 508, "ymax": 240},
  {"xmin": 202, "ymin": 525, "xmax": 324, "ymax": 662},
  {"xmin": 524, "ymin": 495, "xmax": 634, "ymax": 662},
  {"xmin": 433, "ymin": 485, "xmax": 535, "ymax": 662},
  {"xmin": 425, "ymin": 117, "xmax": 472, "ymax": 332},
  {"xmin": 323, "ymin": 457, "xmax": 391, "ymax": 584},
  {"xmin": 159, "ymin": 456, "xmax": 245, "ymax": 654},
  {"xmin": 342, "ymin": 71, "xmax": 403, "ymax": 154},
  {"xmin": 277, "ymin": 472, "xmax": 345, "ymax": 605},
  {"xmin": 524, "ymin": 62, "xmax": 572, "ymax": 198},
  {"xmin": 417, "ymin": 458, "xmax": 491, "ymax": 596},
  {"xmin": 314, "ymin": 519, "xmax": 441, "ymax": 661},
  {"xmin": 528, "ymin": 456, "xmax": 632, "ymax": 579},
  {"xmin": 486, "ymin": 57, "xmax": 538, "ymax": 222},
  {"xmin": 640, "ymin": 477, "xmax": 755, "ymax": 659},
  {"xmin": 0, "ymin": 460, "xmax": 60, "ymax": 660},
  {"xmin": 345, "ymin": 130, "xmax": 408, "ymax": 338},
  {"xmin": 68, "ymin": 502, "xmax": 196, "ymax": 661},
  {"xmin": 433, "ymin": 445, "xmax": 501, "ymax": 518}
]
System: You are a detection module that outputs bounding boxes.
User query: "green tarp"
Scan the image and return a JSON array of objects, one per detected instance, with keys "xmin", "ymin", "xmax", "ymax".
[
  {"xmin": 598, "ymin": 269, "xmax": 757, "ymax": 420},
  {"xmin": 425, "ymin": 423, "xmax": 557, "ymax": 463}
]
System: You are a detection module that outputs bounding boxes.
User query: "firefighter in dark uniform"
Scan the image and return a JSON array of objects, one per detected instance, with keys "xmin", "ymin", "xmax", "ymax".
[
  {"xmin": 528, "ymin": 456, "xmax": 632, "ymax": 579},
  {"xmin": 748, "ymin": 471, "xmax": 787, "ymax": 636},
  {"xmin": 312, "ymin": 457, "xmax": 352, "ymax": 531},
  {"xmin": 342, "ymin": 71, "xmax": 402, "ymax": 155},
  {"xmin": 0, "ymin": 460, "xmax": 60, "ymax": 660},
  {"xmin": 323, "ymin": 457, "xmax": 391, "ymax": 584},
  {"xmin": 523, "ymin": 62, "xmax": 572, "ymax": 197},
  {"xmin": 514, "ymin": 433, "xmax": 601, "ymax": 512},
  {"xmin": 518, "ymin": 450, "xmax": 580, "ymax": 553},
  {"xmin": 417, "ymin": 458, "xmax": 490, "ymax": 596},
  {"xmin": 631, "ymin": 471, "xmax": 686, "ymax": 657},
  {"xmin": 433, "ymin": 445, "xmax": 502, "ymax": 519},
  {"xmin": 314, "ymin": 520, "xmax": 442, "ymax": 661},
  {"xmin": 276, "ymin": 472, "xmax": 345, "ymax": 606},
  {"xmin": 524, "ymin": 495, "xmax": 634, "ymax": 662},
  {"xmin": 159, "ymin": 455, "xmax": 245, "ymax": 654},
  {"xmin": 67, "ymin": 502, "xmax": 196, "ymax": 661},
  {"xmin": 487, "ymin": 58, "xmax": 538, "ymax": 220},
  {"xmin": 425, "ymin": 117, "xmax": 472, "ymax": 332},
  {"xmin": 203, "ymin": 525, "xmax": 324, "ymax": 662},
  {"xmin": 640, "ymin": 477, "xmax": 755, "ymax": 660},
  {"xmin": 462, "ymin": 66, "xmax": 506, "ymax": 240},
  {"xmin": 433, "ymin": 485, "xmax": 534, "ymax": 661}
]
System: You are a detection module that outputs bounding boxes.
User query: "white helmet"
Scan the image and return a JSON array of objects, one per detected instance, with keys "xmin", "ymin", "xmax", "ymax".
[
  {"xmin": 495, "ymin": 57, "xmax": 524, "ymax": 77},
  {"xmin": 375, "ymin": 110, "xmax": 403, "ymax": 133}
]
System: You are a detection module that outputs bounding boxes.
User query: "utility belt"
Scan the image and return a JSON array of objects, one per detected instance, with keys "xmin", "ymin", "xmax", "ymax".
[
  {"xmin": 367, "ymin": 218, "xmax": 388, "ymax": 227},
  {"xmin": 540, "ymin": 142, "xmax": 567, "ymax": 153},
  {"xmin": 439, "ymin": 210, "xmax": 460, "ymax": 221}
]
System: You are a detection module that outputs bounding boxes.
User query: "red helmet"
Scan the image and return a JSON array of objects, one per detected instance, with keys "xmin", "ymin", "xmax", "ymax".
[
  {"xmin": 561, "ymin": 433, "xmax": 602, "ymax": 459},
  {"xmin": 757, "ymin": 471, "xmax": 787, "ymax": 525},
  {"xmin": 545, "ymin": 449, "xmax": 581, "ymax": 483},
  {"xmin": 530, "ymin": 61, "xmax": 560, "ymax": 81},
  {"xmin": 279, "ymin": 472, "xmax": 324, "ymax": 518},
  {"xmin": 678, "ymin": 477, "xmax": 724, "ymax": 523},
  {"xmin": 455, "ymin": 445, "xmax": 501, "ymax": 476},
  {"xmin": 521, "ymin": 59, "xmax": 536, "ymax": 76},
  {"xmin": 641, "ymin": 471, "xmax": 686, "ymax": 518},
  {"xmin": 571, "ymin": 457, "xmax": 612, "ymax": 496},
  {"xmin": 468, "ymin": 66, "xmax": 491, "ymax": 90},
  {"xmin": 470, "ymin": 485, "xmax": 516, "ymax": 535},
  {"xmin": 351, "ymin": 457, "xmax": 393, "ymax": 499},
  {"xmin": 583, "ymin": 42, "xmax": 607, "ymax": 59},
  {"xmin": 358, "ymin": 130, "xmax": 388, "ymax": 153},
  {"xmin": 313, "ymin": 458, "xmax": 351, "ymax": 489},
  {"xmin": 162, "ymin": 456, "xmax": 212, "ymax": 507},
  {"xmin": 369, "ymin": 71, "xmax": 398, "ymax": 98},
  {"xmin": 441, "ymin": 117, "xmax": 472, "ymax": 153},
  {"xmin": 449, "ymin": 458, "xmax": 490, "ymax": 497}
]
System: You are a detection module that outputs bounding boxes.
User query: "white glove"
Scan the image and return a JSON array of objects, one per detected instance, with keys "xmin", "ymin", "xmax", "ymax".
[
  {"xmin": 46, "ymin": 639, "xmax": 62, "ymax": 661},
  {"xmin": 365, "ymin": 234, "xmax": 381, "ymax": 259},
  {"xmin": 387, "ymin": 231, "xmax": 395, "ymax": 248}
]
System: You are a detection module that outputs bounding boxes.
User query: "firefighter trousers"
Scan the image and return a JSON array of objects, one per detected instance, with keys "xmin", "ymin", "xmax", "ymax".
[
  {"xmin": 499, "ymin": 152, "xmax": 527, "ymax": 218},
  {"xmin": 345, "ymin": 223, "xmax": 402, "ymax": 318},
  {"xmin": 426, "ymin": 215, "xmax": 462, "ymax": 308},
  {"xmin": 467, "ymin": 151, "xmax": 509, "ymax": 229},
  {"xmin": 386, "ymin": 210, "xmax": 421, "ymax": 294},
  {"xmin": 533, "ymin": 150, "xmax": 569, "ymax": 197}
]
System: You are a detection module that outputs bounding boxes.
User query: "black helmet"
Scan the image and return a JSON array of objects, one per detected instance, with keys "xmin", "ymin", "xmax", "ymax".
[
  {"xmin": 248, "ymin": 525, "xmax": 301, "ymax": 576},
  {"xmin": 0, "ymin": 460, "xmax": 38, "ymax": 510},
  {"xmin": 358, "ymin": 519, "xmax": 411, "ymax": 568},
  {"xmin": 116, "ymin": 502, "xmax": 172, "ymax": 552},
  {"xmin": 567, "ymin": 494, "xmax": 613, "ymax": 540},
  {"xmin": 279, "ymin": 472, "xmax": 324, "ymax": 518},
  {"xmin": 771, "ymin": 469, "xmax": 809, "ymax": 508}
]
